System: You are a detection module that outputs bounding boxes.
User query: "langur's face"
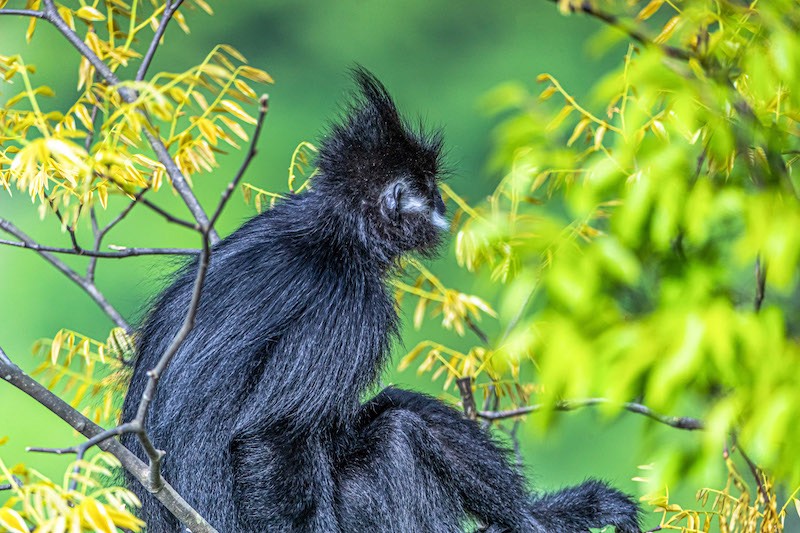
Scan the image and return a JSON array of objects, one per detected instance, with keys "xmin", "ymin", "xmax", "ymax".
[{"xmin": 378, "ymin": 170, "xmax": 448, "ymax": 254}]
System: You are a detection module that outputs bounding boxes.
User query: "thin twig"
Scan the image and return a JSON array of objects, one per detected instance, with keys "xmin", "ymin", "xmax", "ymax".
[
  {"xmin": 140, "ymin": 198, "xmax": 200, "ymax": 231},
  {"xmin": 0, "ymin": 345, "xmax": 11, "ymax": 366},
  {"xmin": 30, "ymin": 424, "xmax": 134, "ymax": 491},
  {"xmin": 47, "ymin": 198, "xmax": 83, "ymax": 253},
  {"xmin": 88, "ymin": 207, "xmax": 101, "ymax": 281},
  {"xmin": 0, "ymin": 238, "xmax": 199, "ymax": 257},
  {"xmin": 465, "ymin": 315, "xmax": 490, "ymax": 346},
  {"xmin": 754, "ymin": 255, "xmax": 766, "ymax": 312},
  {"xmin": 546, "ymin": 0, "xmax": 692, "ymax": 61},
  {"xmin": 89, "ymin": 188, "xmax": 152, "ymax": 280},
  {"xmin": 457, "ymin": 376, "xmax": 478, "ymax": 420},
  {"xmin": 0, "ymin": 218, "xmax": 131, "ymax": 332},
  {"xmin": 0, "ymin": 475, "xmax": 23, "ymax": 492},
  {"xmin": 134, "ymin": 230, "xmax": 212, "ymax": 489},
  {"xmin": 208, "ymin": 95, "xmax": 269, "ymax": 228},
  {"xmin": 480, "ymin": 384, "xmax": 498, "ymax": 430},
  {"xmin": 0, "ymin": 9, "xmax": 46, "ymax": 17},
  {"xmin": 103, "ymin": 189, "xmax": 150, "ymax": 234},
  {"xmin": 732, "ymin": 435, "xmax": 771, "ymax": 506},
  {"xmin": 84, "ymin": 104, "xmax": 100, "ymax": 152},
  {"xmin": 478, "ymin": 398, "xmax": 705, "ymax": 431},
  {"xmin": 505, "ymin": 420, "xmax": 523, "ymax": 473},
  {"xmin": 500, "ymin": 282, "xmax": 537, "ymax": 343},
  {"xmin": 136, "ymin": 0, "xmax": 186, "ymax": 82},
  {"xmin": 85, "ymin": 103, "xmax": 102, "ymax": 279}
]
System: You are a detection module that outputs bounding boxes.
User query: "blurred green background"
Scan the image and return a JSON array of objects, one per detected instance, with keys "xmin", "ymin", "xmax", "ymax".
[{"xmin": 0, "ymin": 1, "xmax": 739, "ymax": 529}]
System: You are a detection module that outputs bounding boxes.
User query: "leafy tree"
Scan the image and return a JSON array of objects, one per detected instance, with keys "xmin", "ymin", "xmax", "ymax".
[
  {"xmin": 1, "ymin": 0, "xmax": 799, "ymax": 532},
  {"xmin": 0, "ymin": 1, "xmax": 270, "ymax": 530},
  {"xmin": 401, "ymin": 0, "xmax": 800, "ymax": 530}
]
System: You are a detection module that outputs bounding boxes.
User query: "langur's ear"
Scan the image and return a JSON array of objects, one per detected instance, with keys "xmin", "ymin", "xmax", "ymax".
[{"xmin": 380, "ymin": 181, "xmax": 406, "ymax": 222}]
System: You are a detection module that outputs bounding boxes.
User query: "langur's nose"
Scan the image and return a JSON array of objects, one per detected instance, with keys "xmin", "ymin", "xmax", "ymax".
[{"xmin": 433, "ymin": 189, "xmax": 446, "ymax": 215}]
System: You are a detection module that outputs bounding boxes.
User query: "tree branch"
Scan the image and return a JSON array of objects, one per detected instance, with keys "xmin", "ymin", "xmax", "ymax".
[
  {"xmin": 0, "ymin": 218, "xmax": 131, "ymax": 333},
  {"xmin": 478, "ymin": 397, "xmax": 705, "ymax": 431},
  {"xmin": 464, "ymin": 315, "xmax": 490, "ymax": 346},
  {"xmin": 0, "ymin": 9, "xmax": 46, "ymax": 18},
  {"xmin": 0, "ymin": 348, "xmax": 217, "ymax": 533},
  {"xmin": 25, "ymin": 229, "xmax": 213, "ymax": 503},
  {"xmin": 546, "ymin": 0, "xmax": 692, "ymax": 61},
  {"xmin": 208, "ymin": 94, "xmax": 269, "ymax": 228},
  {"xmin": 103, "ymin": 189, "xmax": 150, "ymax": 235},
  {"xmin": 124, "ymin": 229, "xmax": 211, "ymax": 492},
  {"xmin": 732, "ymin": 434, "xmax": 771, "ymax": 505},
  {"xmin": 140, "ymin": 198, "xmax": 199, "ymax": 230},
  {"xmin": 456, "ymin": 376, "xmax": 478, "ymax": 420},
  {"xmin": 136, "ymin": 0, "xmax": 186, "ymax": 82},
  {"xmin": 754, "ymin": 255, "xmax": 766, "ymax": 312},
  {"xmin": 36, "ymin": 0, "xmax": 219, "ymax": 243},
  {"xmin": 0, "ymin": 345, "xmax": 11, "ymax": 366},
  {"xmin": 0, "ymin": 238, "xmax": 199, "ymax": 258},
  {"xmin": 47, "ymin": 198, "xmax": 83, "ymax": 253}
]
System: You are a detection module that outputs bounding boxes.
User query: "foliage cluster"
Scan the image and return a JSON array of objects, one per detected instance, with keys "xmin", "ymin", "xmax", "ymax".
[
  {"xmin": 399, "ymin": 0, "xmax": 800, "ymax": 529},
  {"xmin": 0, "ymin": 1, "xmax": 270, "ymax": 530}
]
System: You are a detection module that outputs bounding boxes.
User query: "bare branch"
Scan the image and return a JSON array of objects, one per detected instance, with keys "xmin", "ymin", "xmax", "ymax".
[
  {"xmin": 500, "ymin": 282, "xmax": 537, "ymax": 343},
  {"xmin": 16, "ymin": 230, "xmax": 212, "ymax": 498},
  {"xmin": 456, "ymin": 376, "xmax": 478, "ymax": 420},
  {"xmin": 480, "ymin": 384, "xmax": 499, "ymax": 430},
  {"xmin": 209, "ymin": 94, "xmax": 270, "ymax": 228},
  {"xmin": 754, "ymin": 255, "xmax": 766, "ymax": 312},
  {"xmin": 545, "ymin": 0, "xmax": 692, "ymax": 61},
  {"xmin": 46, "ymin": 198, "xmax": 83, "ymax": 253},
  {"xmin": 87, "ymin": 207, "xmax": 102, "ymax": 281},
  {"xmin": 733, "ymin": 435, "xmax": 771, "ymax": 505},
  {"xmin": 140, "ymin": 198, "xmax": 199, "ymax": 230},
  {"xmin": 40, "ymin": 0, "xmax": 121, "ymax": 86},
  {"xmin": 141, "ymin": 129, "xmax": 220, "ymax": 243},
  {"xmin": 0, "ymin": 238, "xmax": 199, "ymax": 258},
  {"xmin": 478, "ymin": 397, "xmax": 705, "ymax": 431},
  {"xmin": 465, "ymin": 315, "xmax": 490, "ymax": 346},
  {"xmin": 85, "ymin": 104, "xmax": 103, "ymax": 280},
  {"xmin": 0, "ymin": 475, "xmax": 23, "ymax": 492},
  {"xmin": 0, "ymin": 349, "xmax": 218, "ymax": 532},
  {"xmin": 103, "ymin": 189, "xmax": 150, "ymax": 235},
  {"xmin": 0, "ymin": 345, "xmax": 11, "ymax": 366},
  {"xmin": 29, "ymin": 423, "xmax": 136, "ymax": 491},
  {"xmin": 84, "ymin": 104, "xmax": 100, "ymax": 152},
  {"xmin": 135, "ymin": 231, "xmax": 211, "ymax": 428},
  {"xmin": 0, "ymin": 218, "xmax": 131, "ymax": 332},
  {"xmin": 136, "ymin": 0, "xmax": 186, "ymax": 82},
  {"xmin": 0, "ymin": 9, "xmax": 45, "ymax": 17}
]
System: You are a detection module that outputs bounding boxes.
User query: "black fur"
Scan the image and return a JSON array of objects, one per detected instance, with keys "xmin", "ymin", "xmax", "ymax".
[{"xmin": 121, "ymin": 68, "xmax": 641, "ymax": 533}]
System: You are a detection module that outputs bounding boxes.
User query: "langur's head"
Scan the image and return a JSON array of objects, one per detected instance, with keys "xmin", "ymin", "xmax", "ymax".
[{"xmin": 315, "ymin": 67, "xmax": 447, "ymax": 257}]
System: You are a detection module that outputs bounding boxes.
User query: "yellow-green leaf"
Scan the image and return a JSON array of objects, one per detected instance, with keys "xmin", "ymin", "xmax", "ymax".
[
  {"xmin": 655, "ymin": 15, "xmax": 681, "ymax": 44},
  {"xmin": 240, "ymin": 66, "xmax": 274, "ymax": 84},
  {"xmin": 75, "ymin": 6, "xmax": 106, "ymax": 22},
  {"xmin": 567, "ymin": 117, "xmax": 591, "ymax": 146},
  {"xmin": 594, "ymin": 124, "xmax": 607, "ymax": 150},
  {"xmin": 547, "ymin": 105, "xmax": 573, "ymax": 131},
  {"xmin": 0, "ymin": 508, "xmax": 28, "ymax": 533},
  {"xmin": 219, "ymin": 100, "xmax": 257, "ymax": 124},
  {"xmin": 636, "ymin": 0, "xmax": 664, "ymax": 21}
]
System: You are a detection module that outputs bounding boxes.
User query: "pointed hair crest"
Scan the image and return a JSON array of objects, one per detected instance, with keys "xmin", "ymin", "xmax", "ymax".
[{"xmin": 315, "ymin": 67, "xmax": 443, "ymax": 189}]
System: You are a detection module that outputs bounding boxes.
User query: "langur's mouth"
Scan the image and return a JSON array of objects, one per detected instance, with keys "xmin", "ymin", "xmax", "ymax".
[{"xmin": 431, "ymin": 210, "xmax": 449, "ymax": 231}]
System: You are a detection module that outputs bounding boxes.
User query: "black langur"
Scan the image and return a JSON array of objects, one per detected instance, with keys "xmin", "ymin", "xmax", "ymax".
[{"xmin": 121, "ymin": 68, "xmax": 641, "ymax": 532}]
